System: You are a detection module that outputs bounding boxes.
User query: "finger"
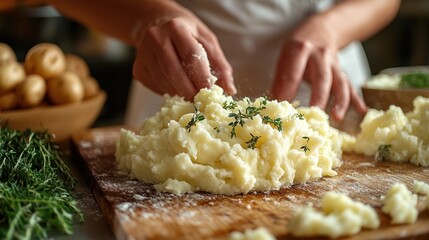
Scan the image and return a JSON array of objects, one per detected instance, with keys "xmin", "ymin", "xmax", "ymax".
[
  {"xmin": 198, "ymin": 31, "xmax": 236, "ymax": 95},
  {"xmin": 170, "ymin": 25, "xmax": 216, "ymax": 92},
  {"xmin": 307, "ymin": 49, "xmax": 333, "ymax": 109},
  {"xmin": 154, "ymin": 40, "xmax": 197, "ymax": 99},
  {"xmin": 144, "ymin": 25, "xmax": 197, "ymax": 100},
  {"xmin": 271, "ymin": 42, "xmax": 310, "ymax": 102},
  {"xmin": 148, "ymin": 54, "xmax": 177, "ymax": 96},
  {"xmin": 132, "ymin": 51, "xmax": 166, "ymax": 95},
  {"xmin": 350, "ymin": 83, "xmax": 368, "ymax": 114},
  {"xmin": 330, "ymin": 67, "xmax": 350, "ymax": 121}
]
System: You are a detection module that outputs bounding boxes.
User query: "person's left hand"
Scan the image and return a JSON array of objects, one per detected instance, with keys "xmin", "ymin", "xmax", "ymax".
[{"xmin": 270, "ymin": 15, "xmax": 367, "ymax": 121}]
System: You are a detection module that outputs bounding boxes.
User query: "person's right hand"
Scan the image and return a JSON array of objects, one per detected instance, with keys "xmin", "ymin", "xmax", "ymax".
[{"xmin": 132, "ymin": 4, "xmax": 236, "ymax": 100}]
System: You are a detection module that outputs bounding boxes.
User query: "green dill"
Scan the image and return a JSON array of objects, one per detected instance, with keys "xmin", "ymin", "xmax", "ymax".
[
  {"xmin": 376, "ymin": 144, "xmax": 391, "ymax": 161},
  {"xmin": 0, "ymin": 127, "xmax": 83, "ymax": 240},
  {"xmin": 185, "ymin": 106, "xmax": 205, "ymax": 132},
  {"xmin": 262, "ymin": 116, "xmax": 283, "ymax": 132},
  {"xmin": 222, "ymin": 101, "xmax": 237, "ymax": 110},
  {"xmin": 246, "ymin": 133, "xmax": 261, "ymax": 150},
  {"xmin": 301, "ymin": 136, "xmax": 311, "ymax": 153},
  {"xmin": 294, "ymin": 113, "xmax": 305, "ymax": 120}
]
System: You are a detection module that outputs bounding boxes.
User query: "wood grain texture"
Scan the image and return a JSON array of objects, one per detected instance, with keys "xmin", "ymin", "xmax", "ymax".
[{"xmin": 71, "ymin": 126, "xmax": 429, "ymax": 240}]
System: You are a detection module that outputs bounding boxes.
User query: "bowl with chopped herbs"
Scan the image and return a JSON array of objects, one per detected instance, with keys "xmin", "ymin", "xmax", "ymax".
[{"xmin": 362, "ymin": 66, "xmax": 429, "ymax": 112}]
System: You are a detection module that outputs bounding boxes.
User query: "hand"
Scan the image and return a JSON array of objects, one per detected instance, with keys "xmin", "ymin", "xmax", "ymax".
[
  {"xmin": 271, "ymin": 15, "xmax": 367, "ymax": 121},
  {"xmin": 132, "ymin": 7, "xmax": 236, "ymax": 100}
]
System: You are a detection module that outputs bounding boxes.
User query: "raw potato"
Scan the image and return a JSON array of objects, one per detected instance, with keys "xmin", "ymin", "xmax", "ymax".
[
  {"xmin": 25, "ymin": 43, "xmax": 66, "ymax": 79},
  {"xmin": 0, "ymin": 43, "xmax": 16, "ymax": 64},
  {"xmin": 0, "ymin": 61, "xmax": 26, "ymax": 93},
  {"xmin": 65, "ymin": 54, "xmax": 90, "ymax": 80},
  {"xmin": 0, "ymin": 91, "xmax": 18, "ymax": 110},
  {"xmin": 47, "ymin": 72, "xmax": 84, "ymax": 104},
  {"xmin": 82, "ymin": 77, "xmax": 100, "ymax": 99},
  {"xmin": 16, "ymin": 74, "xmax": 46, "ymax": 108}
]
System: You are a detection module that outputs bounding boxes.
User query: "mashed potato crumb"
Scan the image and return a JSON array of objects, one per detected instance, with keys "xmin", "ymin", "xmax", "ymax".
[
  {"xmin": 382, "ymin": 183, "xmax": 418, "ymax": 224},
  {"xmin": 412, "ymin": 180, "xmax": 429, "ymax": 195},
  {"xmin": 228, "ymin": 227, "xmax": 275, "ymax": 240},
  {"xmin": 288, "ymin": 192, "xmax": 379, "ymax": 239}
]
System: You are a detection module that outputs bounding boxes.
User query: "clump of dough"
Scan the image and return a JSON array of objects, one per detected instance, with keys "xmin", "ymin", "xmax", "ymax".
[
  {"xmin": 352, "ymin": 96, "xmax": 429, "ymax": 166},
  {"xmin": 382, "ymin": 183, "xmax": 418, "ymax": 224},
  {"xmin": 228, "ymin": 227, "xmax": 275, "ymax": 240},
  {"xmin": 288, "ymin": 192, "xmax": 379, "ymax": 239},
  {"xmin": 116, "ymin": 86, "xmax": 349, "ymax": 195}
]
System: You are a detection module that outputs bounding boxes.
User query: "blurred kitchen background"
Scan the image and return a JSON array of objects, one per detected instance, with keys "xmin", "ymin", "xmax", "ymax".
[{"xmin": 0, "ymin": 0, "xmax": 428, "ymax": 126}]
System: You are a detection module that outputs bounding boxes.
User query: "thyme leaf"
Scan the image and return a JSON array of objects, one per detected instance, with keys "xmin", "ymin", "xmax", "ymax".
[
  {"xmin": 246, "ymin": 133, "xmax": 261, "ymax": 150},
  {"xmin": 262, "ymin": 116, "xmax": 283, "ymax": 132},
  {"xmin": 301, "ymin": 136, "xmax": 311, "ymax": 153},
  {"xmin": 376, "ymin": 144, "xmax": 391, "ymax": 161},
  {"xmin": 222, "ymin": 101, "xmax": 237, "ymax": 110},
  {"xmin": 294, "ymin": 113, "xmax": 305, "ymax": 120}
]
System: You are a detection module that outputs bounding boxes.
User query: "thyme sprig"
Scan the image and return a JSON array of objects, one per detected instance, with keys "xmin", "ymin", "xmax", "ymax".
[
  {"xmin": 294, "ymin": 113, "xmax": 305, "ymax": 120},
  {"xmin": 222, "ymin": 101, "xmax": 237, "ymax": 110},
  {"xmin": 246, "ymin": 133, "xmax": 261, "ymax": 150},
  {"xmin": 227, "ymin": 97, "xmax": 274, "ymax": 138},
  {"xmin": 301, "ymin": 136, "xmax": 311, "ymax": 153},
  {"xmin": 262, "ymin": 116, "xmax": 283, "ymax": 132},
  {"xmin": 186, "ymin": 106, "xmax": 205, "ymax": 132},
  {"xmin": 0, "ymin": 127, "xmax": 82, "ymax": 240},
  {"xmin": 228, "ymin": 110, "xmax": 246, "ymax": 138}
]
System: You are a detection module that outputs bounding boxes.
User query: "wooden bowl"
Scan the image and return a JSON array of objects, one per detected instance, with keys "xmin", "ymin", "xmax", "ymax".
[
  {"xmin": 0, "ymin": 91, "xmax": 106, "ymax": 141},
  {"xmin": 362, "ymin": 86, "xmax": 429, "ymax": 112}
]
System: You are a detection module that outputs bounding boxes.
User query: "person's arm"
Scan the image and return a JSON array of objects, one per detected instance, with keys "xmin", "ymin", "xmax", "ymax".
[
  {"xmin": 321, "ymin": 0, "xmax": 401, "ymax": 49},
  {"xmin": 272, "ymin": 0, "xmax": 401, "ymax": 121},
  {"xmin": 48, "ymin": 0, "xmax": 236, "ymax": 99}
]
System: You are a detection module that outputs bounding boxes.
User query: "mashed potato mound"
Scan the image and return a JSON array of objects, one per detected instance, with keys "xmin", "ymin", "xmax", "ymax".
[
  {"xmin": 116, "ymin": 86, "xmax": 349, "ymax": 195},
  {"xmin": 352, "ymin": 96, "xmax": 429, "ymax": 167}
]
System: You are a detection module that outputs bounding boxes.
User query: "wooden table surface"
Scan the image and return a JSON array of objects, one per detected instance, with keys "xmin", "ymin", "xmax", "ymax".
[{"xmin": 70, "ymin": 126, "xmax": 429, "ymax": 240}]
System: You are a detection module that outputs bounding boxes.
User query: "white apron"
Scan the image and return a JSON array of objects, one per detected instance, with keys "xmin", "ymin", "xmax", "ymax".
[{"xmin": 125, "ymin": 0, "xmax": 370, "ymax": 126}]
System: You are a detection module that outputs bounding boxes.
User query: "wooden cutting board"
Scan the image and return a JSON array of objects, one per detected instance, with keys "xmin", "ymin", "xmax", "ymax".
[{"xmin": 71, "ymin": 126, "xmax": 429, "ymax": 240}]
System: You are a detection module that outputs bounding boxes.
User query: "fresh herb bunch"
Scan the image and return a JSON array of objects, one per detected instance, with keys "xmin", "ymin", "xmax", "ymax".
[
  {"xmin": 0, "ymin": 127, "xmax": 83, "ymax": 240},
  {"xmin": 399, "ymin": 72, "xmax": 429, "ymax": 88}
]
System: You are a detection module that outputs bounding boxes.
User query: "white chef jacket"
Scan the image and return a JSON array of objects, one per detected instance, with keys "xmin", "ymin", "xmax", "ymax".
[{"xmin": 125, "ymin": 0, "xmax": 370, "ymax": 126}]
